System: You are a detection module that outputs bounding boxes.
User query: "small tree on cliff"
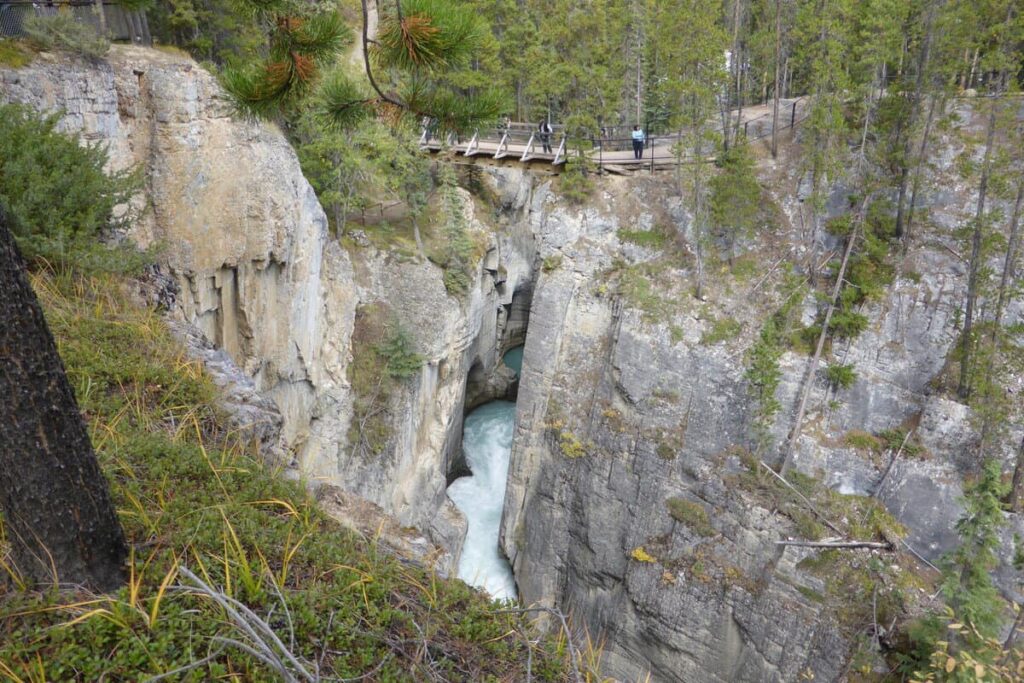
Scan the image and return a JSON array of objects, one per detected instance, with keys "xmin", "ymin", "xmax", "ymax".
[
  {"xmin": 942, "ymin": 458, "xmax": 1008, "ymax": 641},
  {"xmin": 0, "ymin": 205, "xmax": 127, "ymax": 591}
]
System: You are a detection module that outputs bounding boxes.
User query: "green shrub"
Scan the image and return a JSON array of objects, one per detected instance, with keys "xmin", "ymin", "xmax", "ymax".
[
  {"xmin": 23, "ymin": 12, "xmax": 109, "ymax": 59},
  {"xmin": 828, "ymin": 310, "xmax": 869, "ymax": 339},
  {"xmin": 666, "ymin": 497, "xmax": 715, "ymax": 536},
  {"xmin": 347, "ymin": 305, "xmax": 423, "ymax": 457},
  {"xmin": 877, "ymin": 428, "xmax": 925, "ymax": 458},
  {"xmin": 844, "ymin": 429, "xmax": 882, "ymax": 451},
  {"xmin": 825, "ymin": 363, "xmax": 857, "ymax": 390},
  {"xmin": 559, "ymin": 157, "xmax": 593, "ymax": 204},
  {"xmin": 701, "ymin": 315, "xmax": 742, "ymax": 345},
  {"xmin": 0, "ymin": 104, "xmax": 140, "ymax": 270},
  {"xmin": 0, "ymin": 39, "xmax": 34, "ymax": 67},
  {"xmin": 559, "ymin": 430, "xmax": 586, "ymax": 458},
  {"xmin": 618, "ymin": 225, "xmax": 670, "ymax": 249},
  {"xmin": 541, "ymin": 254, "xmax": 563, "ymax": 272}
]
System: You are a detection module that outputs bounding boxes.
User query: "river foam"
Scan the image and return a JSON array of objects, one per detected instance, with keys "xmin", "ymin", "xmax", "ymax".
[{"xmin": 446, "ymin": 400, "xmax": 517, "ymax": 600}]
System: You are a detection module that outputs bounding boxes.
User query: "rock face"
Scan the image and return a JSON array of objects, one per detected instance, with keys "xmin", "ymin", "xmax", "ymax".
[
  {"xmin": 0, "ymin": 48, "xmax": 538, "ymax": 573},
  {"xmin": 2, "ymin": 46, "xmax": 347, "ymax": 463},
  {"xmin": 496, "ymin": 136, "xmax": 1023, "ymax": 679}
]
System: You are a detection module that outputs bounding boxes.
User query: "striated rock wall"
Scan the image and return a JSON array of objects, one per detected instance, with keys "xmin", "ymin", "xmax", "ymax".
[
  {"xmin": 1, "ymin": 46, "xmax": 350, "ymax": 462},
  {"xmin": 0, "ymin": 49, "xmax": 540, "ymax": 572},
  {"xmin": 496, "ymin": 132, "xmax": 1024, "ymax": 679}
]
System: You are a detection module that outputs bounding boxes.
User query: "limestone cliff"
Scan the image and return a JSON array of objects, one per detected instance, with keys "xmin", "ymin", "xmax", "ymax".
[
  {"xmin": 0, "ymin": 47, "xmax": 534, "ymax": 572},
  {"xmin": 494, "ymin": 113, "xmax": 1024, "ymax": 680}
]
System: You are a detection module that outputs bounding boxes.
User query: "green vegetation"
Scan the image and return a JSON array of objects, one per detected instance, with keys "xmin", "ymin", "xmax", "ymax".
[
  {"xmin": 0, "ymin": 39, "xmax": 34, "ymax": 68},
  {"xmin": 710, "ymin": 137, "xmax": 762, "ymax": 263},
  {"xmin": 940, "ymin": 459, "xmax": 1008, "ymax": 640},
  {"xmin": 23, "ymin": 13, "xmax": 110, "ymax": 59},
  {"xmin": 824, "ymin": 363, "xmax": 857, "ymax": 390},
  {"xmin": 844, "ymin": 429, "xmax": 882, "ymax": 452},
  {"xmin": 0, "ymin": 104, "xmax": 140, "ymax": 272},
  {"xmin": 744, "ymin": 274, "xmax": 806, "ymax": 452},
  {"xmin": 701, "ymin": 314, "xmax": 741, "ymax": 345},
  {"xmin": 541, "ymin": 254, "xmax": 563, "ymax": 273},
  {"xmin": 0, "ymin": 270, "xmax": 561, "ymax": 681},
  {"xmin": 347, "ymin": 303, "xmax": 424, "ymax": 457},
  {"xmin": 605, "ymin": 257, "xmax": 684, "ymax": 324},
  {"xmin": 558, "ymin": 157, "xmax": 593, "ymax": 204},
  {"xmin": 435, "ymin": 167, "xmax": 477, "ymax": 295},
  {"xmin": 893, "ymin": 460, "xmax": 1012, "ymax": 678},
  {"xmin": 665, "ymin": 497, "xmax": 714, "ymax": 537},
  {"xmin": 558, "ymin": 430, "xmax": 586, "ymax": 459},
  {"xmin": 618, "ymin": 224, "xmax": 671, "ymax": 250}
]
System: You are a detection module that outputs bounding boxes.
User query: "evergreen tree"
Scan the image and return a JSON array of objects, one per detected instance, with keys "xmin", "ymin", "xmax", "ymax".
[
  {"xmin": 942, "ymin": 458, "xmax": 1009, "ymax": 641},
  {"xmin": 710, "ymin": 137, "xmax": 762, "ymax": 264}
]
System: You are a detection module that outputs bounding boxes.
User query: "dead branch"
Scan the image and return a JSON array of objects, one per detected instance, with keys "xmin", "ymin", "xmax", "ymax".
[
  {"xmin": 759, "ymin": 460, "xmax": 844, "ymax": 536},
  {"xmin": 776, "ymin": 539, "xmax": 894, "ymax": 550},
  {"xmin": 871, "ymin": 426, "xmax": 916, "ymax": 498}
]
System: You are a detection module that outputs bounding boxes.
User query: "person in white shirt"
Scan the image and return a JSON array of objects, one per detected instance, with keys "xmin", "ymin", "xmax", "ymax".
[{"xmin": 631, "ymin": 125, "xmax": 645, "ymax": 159}]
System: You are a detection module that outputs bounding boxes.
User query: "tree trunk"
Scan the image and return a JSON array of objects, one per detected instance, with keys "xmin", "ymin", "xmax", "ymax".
[
  {"xmin": 782, "ymin": 202, "xmax": 864, "ymax": 474},
  {"xmin": 905, "ymin": 93, "xmax": 942, "ymax": 245},
  {"xmin": 770, "ymin": 0, "xmax": 782, "ymax": 158},
  {"xmin": 957, "ymin": 99, "xmax": 999, "ymax": 400},
  {"xmin": 0, "ymin": 210, "xmax": 127, "ymax": 592},
  {"xmin": 894, "ymin": 0, "xmax": 937, "ymax": 239},
  {"xmin": 1010, "ymin": 435, "xmax": 1024, "ymax": 513}
]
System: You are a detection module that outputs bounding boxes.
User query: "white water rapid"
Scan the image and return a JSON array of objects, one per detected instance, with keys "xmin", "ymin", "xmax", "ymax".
[{"xmin": 446, "ymin": 400, "xmax": 518, "ymax": 600}]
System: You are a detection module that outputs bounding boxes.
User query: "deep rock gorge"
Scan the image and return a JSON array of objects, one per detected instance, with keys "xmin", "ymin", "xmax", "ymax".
[{"xmin": 5, "ymin": 47, "xmax": 1024, "ymax": 682}]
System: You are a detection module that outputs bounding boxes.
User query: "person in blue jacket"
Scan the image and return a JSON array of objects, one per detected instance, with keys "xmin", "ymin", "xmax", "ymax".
[{"xmin": 631, "ymin": 125, "xmax": 645, "ymax": 159}]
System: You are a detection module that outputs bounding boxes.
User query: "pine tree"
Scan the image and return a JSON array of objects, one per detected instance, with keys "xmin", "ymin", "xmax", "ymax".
[
  {"xmin": 942, "ymin": 458, "xmax": 1008, "ymax": 640},
  {"xmin": 223, "ymin": 0, "xmax": 505, "ymax": 132}
]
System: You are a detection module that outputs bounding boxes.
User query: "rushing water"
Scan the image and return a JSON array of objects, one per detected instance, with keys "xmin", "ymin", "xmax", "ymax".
[{"xmin": 446, "ymin": 400, "xmax": 518, "ymax": 600}]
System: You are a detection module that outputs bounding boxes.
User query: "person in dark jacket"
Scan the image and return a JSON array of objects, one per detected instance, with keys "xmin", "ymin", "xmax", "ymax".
[{"xmin": 539, "ymin": 120, "xmax": 553, "ymax": 154}]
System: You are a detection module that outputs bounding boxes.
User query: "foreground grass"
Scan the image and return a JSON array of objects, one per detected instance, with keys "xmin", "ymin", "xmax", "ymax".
[{"xmin": 0, "ymin": 270, "xmax": 567, "ymax": 681}]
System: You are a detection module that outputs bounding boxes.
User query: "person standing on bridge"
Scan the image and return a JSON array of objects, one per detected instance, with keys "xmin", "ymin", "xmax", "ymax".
[
  {"xmin": 631, "ymin": 125, "xmax": 645, "ymax": 159},
  {"xmin": 539, "ymin": 120, "xmax": 553, "ymax": 154}
]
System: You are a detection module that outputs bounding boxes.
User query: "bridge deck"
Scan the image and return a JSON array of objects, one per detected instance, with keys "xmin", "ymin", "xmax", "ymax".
[{"xmin": 422, "ymin": 98, "xmax": 807, "ymax": 172}]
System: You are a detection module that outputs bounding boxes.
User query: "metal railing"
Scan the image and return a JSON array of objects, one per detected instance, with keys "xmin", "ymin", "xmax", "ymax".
[
  {"xmin": 419, "ymin": 98, "xmax": 808, "ymax": 172},
  {"xmin": 0, "ymin": 1, "xmax": 150, "ymax": 45}
]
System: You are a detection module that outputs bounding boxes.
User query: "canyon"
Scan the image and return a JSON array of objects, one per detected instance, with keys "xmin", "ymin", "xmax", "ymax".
[{"xmin": 4, "ymin": 47, "xmax": 1024, "ymax": 681}]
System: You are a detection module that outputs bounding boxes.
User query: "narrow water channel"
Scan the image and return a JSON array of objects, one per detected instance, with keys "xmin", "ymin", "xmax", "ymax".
[{"xmin": 445, "ymin": 347, "xmax": 523, "ymax": 601}]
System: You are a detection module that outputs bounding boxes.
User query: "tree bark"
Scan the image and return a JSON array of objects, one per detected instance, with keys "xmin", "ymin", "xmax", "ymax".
[
  {"xmin": 0, "ymin": 209, "xmax": 126, "ymax": 591},
  {"xmin": 893, "ymin": 0, "xmax": 937, "ymax": 240}
]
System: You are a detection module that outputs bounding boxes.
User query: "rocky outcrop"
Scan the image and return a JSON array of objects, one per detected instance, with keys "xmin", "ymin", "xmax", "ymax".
[
  {"xmin": 0, "ymin": 48, "xmax": 538, "ymax": 573},
  {"xmin": 2, "ymin": 46, "xmax": 350, "ymax": 464},
  {"xmin": 495, "ymin": 128, "xmax": 1024, "ymax": 679}
]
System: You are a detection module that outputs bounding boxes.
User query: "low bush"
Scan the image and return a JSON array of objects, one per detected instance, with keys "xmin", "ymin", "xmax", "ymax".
[
  {"xmin": 825, "ymin": 363, "xmax": 857, "ymax": 390},
  {"xmin": 23, "ymin": 12, "xmax": 109, "ymax": 59},
  {"xmin": 0, "ymin": 104, "xmax": 141, "ymax": 272},
  {"xmin": 666, "ymin": 497, "xmax": 715, "ymax": 536}
]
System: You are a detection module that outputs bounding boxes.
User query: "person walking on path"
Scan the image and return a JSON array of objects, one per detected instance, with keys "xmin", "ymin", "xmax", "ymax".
[
  {"xmin": 539, "ymin": 120, "xmax": 553, "ymax": 154},
  {"xmin": 631, "ymin": 125, "xmax": 645, "ymax": 159}
]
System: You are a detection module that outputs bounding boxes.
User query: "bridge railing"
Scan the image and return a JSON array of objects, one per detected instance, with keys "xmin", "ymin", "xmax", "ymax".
[
  {"xmin": 0, "ymin": 0, "xmax": 150, "ymax": 44},
  {"xmin": 419, "ymin": 98, "xmax": 807, "ymax": 171}
]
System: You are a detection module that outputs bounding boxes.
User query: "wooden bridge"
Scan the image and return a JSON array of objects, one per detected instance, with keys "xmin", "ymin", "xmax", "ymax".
[{"xmin": 421, "ymin": 98, "xmax": 807, "ymax": 173}]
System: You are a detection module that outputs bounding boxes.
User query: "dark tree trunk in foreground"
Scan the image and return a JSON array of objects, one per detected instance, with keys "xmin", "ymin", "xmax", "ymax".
[{"xmin": 0, "ymin": 208, "xmax": 126, "ymax": 592}]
